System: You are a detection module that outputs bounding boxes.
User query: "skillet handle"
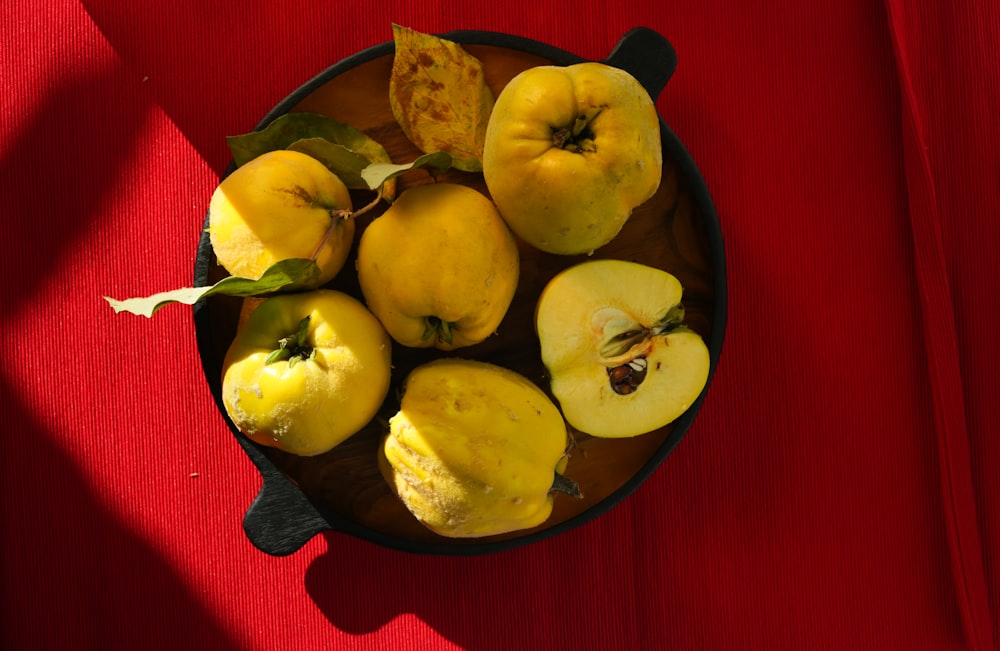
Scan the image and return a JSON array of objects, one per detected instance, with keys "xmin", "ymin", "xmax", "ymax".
[
  {"xmin": 243, "ymin": 461, "xmax": 330, "ymax": 556},
  {"xmin": 602, "ymin": 27, "xmax": 678, "ymax": 101}
]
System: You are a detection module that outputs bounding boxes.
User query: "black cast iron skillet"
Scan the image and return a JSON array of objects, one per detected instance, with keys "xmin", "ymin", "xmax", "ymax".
[{"xmin": 193, "ymin": 27, "xmax": 727, "ymax": 556}]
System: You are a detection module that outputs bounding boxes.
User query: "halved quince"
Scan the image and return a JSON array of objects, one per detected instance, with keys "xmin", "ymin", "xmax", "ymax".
[{"xmin": 535, "ymin": 259, "xmax": 710, "ymax": 438}]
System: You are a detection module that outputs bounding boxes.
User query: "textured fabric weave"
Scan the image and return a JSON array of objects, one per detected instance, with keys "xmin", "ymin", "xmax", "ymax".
[{"xmin": 2, "ymin": 1, "xmax": 996, "ymax": 649}]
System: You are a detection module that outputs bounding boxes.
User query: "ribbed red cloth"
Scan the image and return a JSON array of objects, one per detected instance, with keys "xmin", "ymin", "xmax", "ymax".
[{"xmin": 1, "ymin": 1, "xmax": 996, "ymax": 649}]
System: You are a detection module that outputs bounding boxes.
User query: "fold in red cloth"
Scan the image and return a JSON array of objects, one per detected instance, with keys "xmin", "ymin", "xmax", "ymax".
[
  {"xmin": 884, "ymin": 1, "xmax": 998, "ymax": 648},
  {"xmin": 1, "ymin": 0, "xmax": 996, "ymax": 649}
]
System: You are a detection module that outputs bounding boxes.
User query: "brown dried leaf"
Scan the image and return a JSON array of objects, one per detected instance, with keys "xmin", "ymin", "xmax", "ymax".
[{"xmin": 389, "ymin": 24, "xmax": 494, "ymax": 172}]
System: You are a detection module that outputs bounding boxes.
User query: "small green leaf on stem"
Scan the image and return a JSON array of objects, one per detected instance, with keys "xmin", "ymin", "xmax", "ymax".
[
  {"xmin": 264, "ymin": 347, "xmax": 292, "ymax": 365},
  {"xmin": 361, "ymin": 152, "xmax": 453, "ymax": 191}
]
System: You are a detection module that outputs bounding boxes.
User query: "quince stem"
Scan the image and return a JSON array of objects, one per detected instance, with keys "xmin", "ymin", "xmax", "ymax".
[
  {"xmin": 650, "ymin": 303, "xmax": 686, "ymax": 335},
  {"xmin": 310, "ymin": 186, "xmax": 385, "ymax": 262},
  {"xmin": 552, "ymin": 107, "xmax": 603, "ymax": 153},
  {"xmin": 551, "ymin": 472, "xmax": 582, "ymax": 499},
  {"xmin": 265, "ymin": 315, "xmax": 314, "ymax": 366},
  {"xmin": 422, "ymin": 316, "xmax": 456, "ymax": 345}
]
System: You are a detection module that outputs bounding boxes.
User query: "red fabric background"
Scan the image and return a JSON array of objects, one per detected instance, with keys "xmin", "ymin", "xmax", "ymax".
[{"xmin": 2, "ymin": 0, "xmax": 997, "ymax": 649}]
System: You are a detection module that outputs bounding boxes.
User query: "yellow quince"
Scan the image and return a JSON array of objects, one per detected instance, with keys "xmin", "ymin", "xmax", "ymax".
[
  {"xmin": 380, "ymin": 358, "xmax": 579, "ymax": 538},
  {"xmin": 208, "ymin": 149, "xmax": 354, "ymax": 287},
  {"xmin": 356, "ymin": 183, "xmax": 519, "ymax": 350}
]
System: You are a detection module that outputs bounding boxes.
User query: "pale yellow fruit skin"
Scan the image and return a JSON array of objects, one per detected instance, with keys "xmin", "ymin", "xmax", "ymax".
[
  {"xmin": 221, "ymin": 289, "xmax": 391, "ymax": 457},
  {"xmin": 381, "ymin": 359, "xmax": 569, "ymax": 538},
  {"xmin": 482, "ymin": 62, "xmax": 662, "ymax": 255},
  {"xmin": 536, "ymin": 259, "xmax": 710, "ymax": 438},
  {"xmin": 356, "ymin": 183, "xmax": 519, "ymax": 350},
  {"xmin": 209, "ymin": 149, "xmax": 354, "ymax": 286}
]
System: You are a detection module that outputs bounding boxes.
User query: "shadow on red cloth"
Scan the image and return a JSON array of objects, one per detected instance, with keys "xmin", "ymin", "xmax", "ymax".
[
  {"xmin": 0, "ymin": 64, "xmax": 140, "ymax": 314},
  {"xmin": 304, "ymin": 527, "xmax": 638, "ymax": 649},
  {"xmin": 0, "ymin": 383, "xmax": 245, "ymax": 650},
  {"xmin": 80, "ymin": 0, "xmax": 388, "ymax": 177},
  {"xmin": 0, "ymin": 62, "xmax": 241, "ymax": 650}
]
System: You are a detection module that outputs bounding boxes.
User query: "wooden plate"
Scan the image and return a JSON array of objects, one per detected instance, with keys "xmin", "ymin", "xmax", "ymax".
[{"xmin": 193, "ymin": 27, "xmax": 727, "ymax": 556}]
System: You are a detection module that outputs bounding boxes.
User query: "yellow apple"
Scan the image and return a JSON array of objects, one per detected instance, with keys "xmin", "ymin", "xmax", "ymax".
[
  {"xmin": 482, "ymin": 62, "xmax": 662, "ymax": 255},
  {"xmin": 208, "ymin": 149, "xmax": 354, "ymax": 287},
  {"xmin": 221, "ymin": 289, "xmax": 392, "ymax": 456},
  {"xmin": 356, "ymin": 183, "xmax": 519, "ymax": 350},
  {"xmin": 535, "ymin": 259, "xmax": 709, "ymax": 438}
]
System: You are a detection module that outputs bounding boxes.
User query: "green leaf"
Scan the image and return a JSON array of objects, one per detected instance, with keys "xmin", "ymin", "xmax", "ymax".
[
  {"xmin": 286, "ymin": 137, "xmax": 372, "ymax": 190},
  {"xmin": 227, "ymin": 112, "xmax": 398, "ymax": 199},
  {"xmin": 264, "ymin": 348, "xmax": 292, "ymax": 365},
  {"xmin": 103, "ymin": 258, "xmax": 320, "ymax": 318},
  {"xmin": 361, "ymin": 152, "xmax": 453, "ymax": 190}
]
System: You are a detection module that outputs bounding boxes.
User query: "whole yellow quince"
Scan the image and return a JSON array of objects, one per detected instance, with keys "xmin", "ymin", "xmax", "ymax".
[
  {"xmin": 380, "ymin": 358, "xmax": 579, "ymax": 538},
  {"xmin": 221, "ymin": 289, "xmax": 391, "ymax": 456},
  {"xmin": 356, "ymin": 183, "xmax": 519, "ymax": 350},
  {"xmin": 209, "ymin": 149, "xmax": 354, "ymax": 287},
  {"xmin": 482, "ymin": 62, "xmax": 662, "ymax": 255}
]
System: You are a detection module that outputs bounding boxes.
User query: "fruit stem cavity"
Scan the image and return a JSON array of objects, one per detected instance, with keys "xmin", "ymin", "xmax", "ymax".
[
  {"xmin": 650, "ymin": 303, "xmax": 686, "ymax": 336},
  {"xmin": 551, "ymin": 107, "xmax": 604, "ymax": 153},
  {"xmin": 422, "ymin": 316, "xmax": 457, "ymax": 346},
  {"xmin": 265, "ymin": 315, "xmax": 315, "ymax": 366}
]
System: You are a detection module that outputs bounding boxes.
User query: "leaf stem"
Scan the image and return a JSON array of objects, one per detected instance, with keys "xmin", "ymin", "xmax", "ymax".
[{"xmin": 311, "ymin": 186, "xmax": 385, "ymax": 262}]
